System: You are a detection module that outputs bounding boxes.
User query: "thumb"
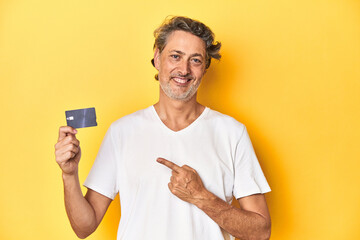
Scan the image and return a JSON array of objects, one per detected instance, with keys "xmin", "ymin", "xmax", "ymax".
[{"xmin": 58, "ymin": 126, "xmax": 77, "ymax": 141}]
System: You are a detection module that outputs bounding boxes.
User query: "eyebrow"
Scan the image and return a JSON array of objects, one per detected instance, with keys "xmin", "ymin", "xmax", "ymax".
[{"xmin": 169, "ymin": 50, "xmax": 204, "ymax": 59}]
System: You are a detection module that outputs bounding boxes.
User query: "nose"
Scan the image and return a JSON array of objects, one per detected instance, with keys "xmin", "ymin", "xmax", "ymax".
[{"xmin": 177, "ymin": 59, "xmax": 191, "ymax": 76}]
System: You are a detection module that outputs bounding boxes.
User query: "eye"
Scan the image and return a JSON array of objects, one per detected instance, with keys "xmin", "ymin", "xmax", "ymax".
[
  {"xmin": 170, "ymin": 54, "xmax": 180, "ymax": 60},
  {"xmin": 191, "ymin": 58, "xmax": 202, "ymax": 64}
]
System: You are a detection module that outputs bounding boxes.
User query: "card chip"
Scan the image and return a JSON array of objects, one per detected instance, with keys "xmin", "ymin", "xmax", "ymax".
[{"xmin": 65, "ymin": 107, "xmax": 97, "ymax": 128}]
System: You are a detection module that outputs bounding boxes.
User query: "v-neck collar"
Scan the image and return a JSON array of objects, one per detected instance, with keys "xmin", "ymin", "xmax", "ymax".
[{"xmin": 150, "ymin": 105, "xmax": 209, "ymax": 134}]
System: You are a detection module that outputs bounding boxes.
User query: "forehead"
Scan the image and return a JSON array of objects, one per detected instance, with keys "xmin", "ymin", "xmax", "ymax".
[{"xmin": 163, "ymin": 30, "xmax": 206, "ymax": 56}]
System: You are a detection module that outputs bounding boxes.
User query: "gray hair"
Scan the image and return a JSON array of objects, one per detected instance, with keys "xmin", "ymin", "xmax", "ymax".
[{"xmin": 151, "ymin": 16, "xmax": 221, "ymax": 80}]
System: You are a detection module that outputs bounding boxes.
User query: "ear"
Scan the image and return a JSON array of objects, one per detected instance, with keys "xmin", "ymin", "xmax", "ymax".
[{"xmin": 154, "ymin": 48, "xmax": 160, "ymax": 71}]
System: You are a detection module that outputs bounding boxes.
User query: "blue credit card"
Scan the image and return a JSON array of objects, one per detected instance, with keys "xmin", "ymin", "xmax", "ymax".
[{"xmin": 65, "ymin": 107, "xmax": 97, "ymax": 128}]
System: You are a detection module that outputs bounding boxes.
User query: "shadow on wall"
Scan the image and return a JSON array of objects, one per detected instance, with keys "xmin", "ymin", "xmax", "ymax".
[
  {"xmin": 197, "ymin": 49, "xmax": 237, "ymax": 114},
  {"xmin": 251, "ymin": 131, "xmax": 294, "ymax": 237},
  {"xmin": 200, "ymin": 47, "xmax": 293, "ymax": 237}
]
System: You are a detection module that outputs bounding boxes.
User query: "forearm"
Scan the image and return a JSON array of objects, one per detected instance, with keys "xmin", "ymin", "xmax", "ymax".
[
  {"xmin": 194, "ymin": 191, "xmax": 271, "ymax": 240},
  {"xmin": 62, "ymin": 173, "xmax": 97, "ymax": 239}
]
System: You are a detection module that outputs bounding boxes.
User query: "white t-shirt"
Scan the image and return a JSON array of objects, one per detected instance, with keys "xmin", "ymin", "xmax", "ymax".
[{"xmin": 84, "ymin": 106, "xmax": 270, "ymax": 240}]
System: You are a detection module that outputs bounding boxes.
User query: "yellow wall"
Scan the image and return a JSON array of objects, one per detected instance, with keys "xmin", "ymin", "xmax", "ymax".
[{"xmin": 1, "ymin": 0, "xmax": 359, "ymax": 239}]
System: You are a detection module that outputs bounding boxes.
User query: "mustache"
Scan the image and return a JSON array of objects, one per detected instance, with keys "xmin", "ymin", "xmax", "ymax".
[{"xmin": 170, "ymin": 73, "xmax": 194, "ymax": 80}]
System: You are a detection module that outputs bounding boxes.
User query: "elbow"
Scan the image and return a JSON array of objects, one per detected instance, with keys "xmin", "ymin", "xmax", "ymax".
[
  {"xmin": 246, "ymin": 219, "xmax": 271, "ymax": 240},
  {"xmin": 256, "ymin": 220, "xmax": 271, "ymax": 240},
  {"xmin": 247, "ymin": 229, "xmax": 271, "ymax": 240},
  {"xmin": 75, "ymin": 230, "xmax": 94, "ymax": 239},
  {"xmin": 235, "ymin": 225, "xmax": 271, "ymax": 240},
  {"xmin": 76, "ymin": 234, "xmax": 87, "ymax": 239},
  {"xmin": 71, "ymin": 222, "xmax": 96, "ymax": 239},
  {"xmin": 257, "ymin": 219, "xmax": 271, "ymax": 240},
  {"xmin": 261, "ymin": 226, "xmax": 271, "ymax": 240}
]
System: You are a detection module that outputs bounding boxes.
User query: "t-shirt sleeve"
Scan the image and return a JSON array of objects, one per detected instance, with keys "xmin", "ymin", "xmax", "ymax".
[
  {"xmin": 83, "ymin": 125, "xmax": 119, "ymax": 200},
  {"xmin": 233, "ymin": 126, "xmax": 271, "ymax": 199}
]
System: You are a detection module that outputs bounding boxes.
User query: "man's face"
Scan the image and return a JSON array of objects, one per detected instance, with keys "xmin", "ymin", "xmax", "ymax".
[{"xmin": 154, "ymin": 30, "xmax": 207, "ymax": 102}]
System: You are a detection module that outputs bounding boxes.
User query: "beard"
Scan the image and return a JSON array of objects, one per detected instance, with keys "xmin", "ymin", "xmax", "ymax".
[{"xmin": 159, "ymin": 74, "xmax": 201, "ymax": 102}]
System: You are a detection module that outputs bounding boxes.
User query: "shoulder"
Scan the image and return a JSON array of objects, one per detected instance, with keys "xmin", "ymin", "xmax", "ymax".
[
  {"xmin": 200, "ymin": 108, "xmax": 247, "ymax": 141},
  {"xmin": 205, "ymin": 108, "xmax": 246, "ymax": 132}
]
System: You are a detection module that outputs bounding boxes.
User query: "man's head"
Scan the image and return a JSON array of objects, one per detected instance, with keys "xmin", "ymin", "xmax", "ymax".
[
  {"xmin": 152, "ymin": 16, "xmax": 221, "ymax": 102},
  {"xmin": 152, "ymin": 16, "xmax": 221, "ymax": 80}
]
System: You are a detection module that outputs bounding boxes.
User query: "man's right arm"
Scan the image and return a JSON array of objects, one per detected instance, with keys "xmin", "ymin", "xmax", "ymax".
[{"xmin": 55, "ymin": 126, "xmax": 112, "ymax": 239}]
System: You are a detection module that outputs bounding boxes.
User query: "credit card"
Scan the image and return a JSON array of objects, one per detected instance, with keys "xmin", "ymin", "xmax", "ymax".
[{"xmin": 65, "ymin": 107, "xmax": 97, "ymax": 128}]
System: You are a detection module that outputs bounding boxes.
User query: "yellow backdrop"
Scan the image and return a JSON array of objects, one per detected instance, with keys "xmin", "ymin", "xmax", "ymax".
[{"xmin": 1, "ymin": 0, "xmax": 359, "ymax": 239}]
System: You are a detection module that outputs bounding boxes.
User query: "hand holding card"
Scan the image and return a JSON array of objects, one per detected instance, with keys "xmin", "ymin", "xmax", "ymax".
[{"xmin": 65, "ymin": 107, "xmax": 97, "ymax": 129}]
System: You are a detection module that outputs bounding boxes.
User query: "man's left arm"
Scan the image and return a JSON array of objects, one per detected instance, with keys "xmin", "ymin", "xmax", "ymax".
[
  {"xmin": 196, "ymin": 192, "xmax": 271, "ymax": 240},
  {"xmin": 157, "ymin": 158, "xmax": 271, "ymax": 240}
]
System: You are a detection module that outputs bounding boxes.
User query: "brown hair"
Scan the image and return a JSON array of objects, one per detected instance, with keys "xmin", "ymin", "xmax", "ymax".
[{"xmin": 151, "ymin": 16, "xmax": 221, "ymax": 80}]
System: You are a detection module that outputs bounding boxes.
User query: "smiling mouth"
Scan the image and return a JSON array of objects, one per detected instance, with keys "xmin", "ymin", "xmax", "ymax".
[{"xmin": 172, "ymin": 77, "xmax": 192, "ymax": 85}]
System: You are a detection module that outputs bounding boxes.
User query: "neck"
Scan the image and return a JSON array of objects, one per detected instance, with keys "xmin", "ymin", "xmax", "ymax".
[{"xmin": 153, "ymin": 88, "xmax": 205, "ymax": 131}]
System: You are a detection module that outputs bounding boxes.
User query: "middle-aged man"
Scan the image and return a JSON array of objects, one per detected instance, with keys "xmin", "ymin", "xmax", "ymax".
[{"xmin": 55, "ymin": 16, "xmax": 271, "ymax": 240}]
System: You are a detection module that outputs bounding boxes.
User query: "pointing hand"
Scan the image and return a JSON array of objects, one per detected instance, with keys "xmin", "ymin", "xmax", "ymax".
[{"xmin": 157, "ymin": 158, "xmax": 209, "ymax": 205}]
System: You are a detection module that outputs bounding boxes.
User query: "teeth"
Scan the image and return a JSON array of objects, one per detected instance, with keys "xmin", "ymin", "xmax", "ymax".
[{"xmin": 173, "ymin": 78, "xmax": 188, "ymax": 84}]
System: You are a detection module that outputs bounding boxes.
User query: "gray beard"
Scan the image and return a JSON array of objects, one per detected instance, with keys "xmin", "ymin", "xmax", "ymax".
[{"xmin": 159, "ymin": 80, "xmax": 200, "ymax": 102}]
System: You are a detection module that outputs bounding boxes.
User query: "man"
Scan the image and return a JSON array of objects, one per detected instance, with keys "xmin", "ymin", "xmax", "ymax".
[{"xmin": 55, "ymin": 16, "xmax": 271, "ymax": 240}]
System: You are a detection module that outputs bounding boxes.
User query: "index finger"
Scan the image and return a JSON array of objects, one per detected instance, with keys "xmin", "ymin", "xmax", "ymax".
[
  {"xmin": 157, "ymin": 158, "xmax": 181, "ymax": 172},
  {"xmin": 58, "ymin": 126, "xmax": 77, "ymax": 141}
]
